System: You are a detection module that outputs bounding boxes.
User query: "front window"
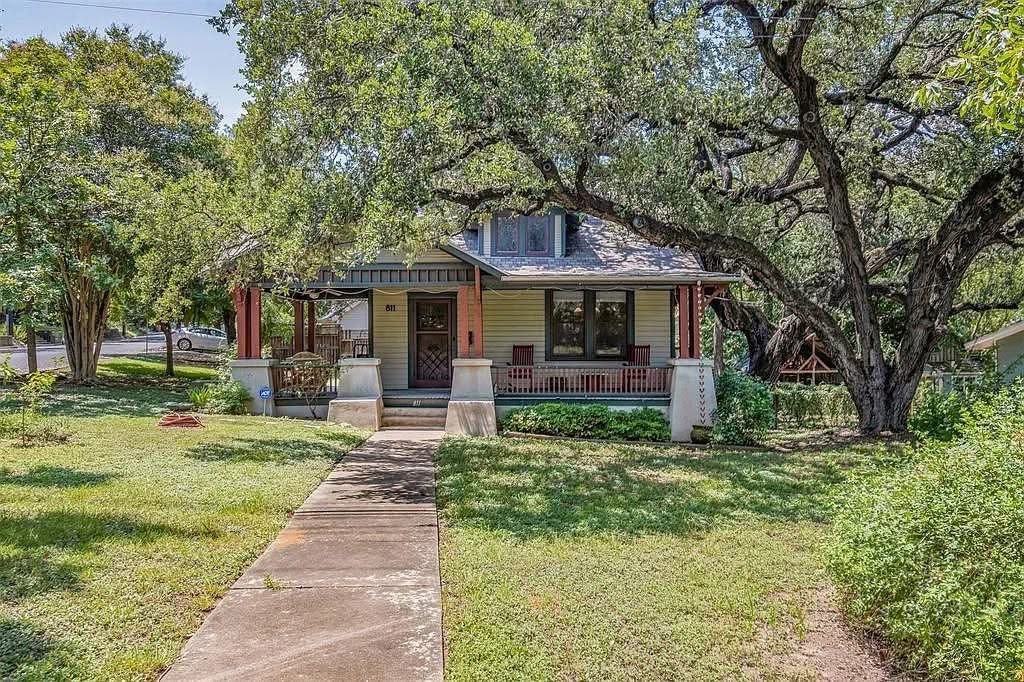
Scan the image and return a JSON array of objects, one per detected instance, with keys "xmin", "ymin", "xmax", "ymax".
[
  {"xmin": 594, "ymin": 291, "xmax": 628, "ymax": 357},
  {"xmin": 496, "ymin": 217, "xmax": 519, "ymax": 254},
  {"xmin": 547, "ymin": 290, "xmax": 633, "ymax": 360},
  {"xmin": 550, "ymin": 291, "xmax": 585, "ymax": 357}
]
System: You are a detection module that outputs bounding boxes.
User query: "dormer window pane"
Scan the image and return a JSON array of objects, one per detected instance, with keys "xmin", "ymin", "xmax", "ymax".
[
  {"xmin": 526, "ymin": 217, "xmax": 549, "ymax": 255},
  {"xmin": 496, "ymin": 217, "xmax": 518, "ymax": 254}
]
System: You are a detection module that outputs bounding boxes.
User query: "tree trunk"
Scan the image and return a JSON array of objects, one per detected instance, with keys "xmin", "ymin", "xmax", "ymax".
[
  {"xmin": 708, "ymin": 294, "xmax": 807, "ymax": 382},
  {"xmin": 222, "ymin": 305, "xmax": 236, "ymax": 342},
  {"xmin": 159, "ymin": 322, "xmax": 175, "ymax": 377},
  {"xmin": 712, "ymin": 316, "xmax": 724, "ymax": 377},
  {"xmin": 845, "ymin": 369, "xmax": 917, "ymax": 434},
  {"xmin": 23, "ymin": 301, "xmax": 38, "ymax": 375},
  {"xmin": 61, "ymin": 280, "xmax": 111, "ymax": 384}
]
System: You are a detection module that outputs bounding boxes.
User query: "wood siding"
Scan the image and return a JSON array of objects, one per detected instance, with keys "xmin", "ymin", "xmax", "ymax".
[
  {"xmin": 482, "ymin": 288, "xmax": 672, "ymax": 366},
  {"xmin": 372, "ymin": 289, "xmax": 409, "ymax": 389},
  {"xmin": 634, "ymin": 289, "xmax": 672, "ymax": 365},
  {"xmin": 482, "ymin": 290, "xmax": 547, "ymax": 365}
]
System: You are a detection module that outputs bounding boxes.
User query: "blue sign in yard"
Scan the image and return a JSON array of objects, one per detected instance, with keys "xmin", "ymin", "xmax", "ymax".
[{"xmin": 258, "ymin": 386, "xmax": 272, "ymax": 400}]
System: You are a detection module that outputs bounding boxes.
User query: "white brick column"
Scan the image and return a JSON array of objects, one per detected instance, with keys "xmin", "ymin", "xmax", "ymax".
[
  {"xmin": 445, "ymin": 358, "xmax": 497, "ymax": 436},
  {"xmin": 229, "ymin": 358, "xmax": 278, "ymax": 416},
  {"xmin": 327, "ymin": 358, "xmax": 384, "ymax": 430},
  {"xmin": 667, "ymin": 359, "xmax": 717, "ymax": 442}
]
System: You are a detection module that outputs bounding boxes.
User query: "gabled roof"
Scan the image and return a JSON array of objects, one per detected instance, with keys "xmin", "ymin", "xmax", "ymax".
[
  {"xmin": 965, "ymin": 320, "xmax": 1024, "ymax": 351},
  {"xmin": 446, "ymin": 216, "xmax": 738, "ymax": 284}
]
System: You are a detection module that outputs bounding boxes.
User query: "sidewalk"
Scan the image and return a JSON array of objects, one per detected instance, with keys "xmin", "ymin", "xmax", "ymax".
[{"xmin": 163, "ymin": 430, "xmax": 444, "ymax": 681}]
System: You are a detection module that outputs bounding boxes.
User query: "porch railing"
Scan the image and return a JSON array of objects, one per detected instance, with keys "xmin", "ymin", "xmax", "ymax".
[
  {"xmin": 268, "ymin": 328, "xmax": 369, "ymax": 364},
  {"xmin": 491, "ymin": 365, "xmax": 672, "ymax": 396},
  {"xmin": 270, "ymin": 362, "xmax": 341, "ymax": 400}
]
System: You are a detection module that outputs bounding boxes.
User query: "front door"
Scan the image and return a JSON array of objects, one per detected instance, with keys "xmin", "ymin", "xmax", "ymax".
[{"xmin": 412, "ymin": 298, "xmax": 454, "ymax": 388}]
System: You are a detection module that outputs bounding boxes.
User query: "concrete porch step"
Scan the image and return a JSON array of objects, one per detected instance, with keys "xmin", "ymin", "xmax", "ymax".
[
  {"xmin": 381, "ymin": 415, "xmax": 448, "ymax": 428},
  {"xmin": 383, "ymin": 407, "xmax": 448, "ymax": 418}
]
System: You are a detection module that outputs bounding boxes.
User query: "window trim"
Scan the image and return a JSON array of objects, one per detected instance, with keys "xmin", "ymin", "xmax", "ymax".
[{"xmin": 544, "ymin": 289, "xmax": 634, "ymax": 361}]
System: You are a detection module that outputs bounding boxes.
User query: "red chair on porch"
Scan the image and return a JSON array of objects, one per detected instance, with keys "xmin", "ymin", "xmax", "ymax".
[
  {"xmin": 507, "ymin": 344, "xmax": 535, "ymax": 393},
  {"xmin": 626, "ymin": 344, "xmax": 651, "ymax": 366},
  {"xmin": 624, "ymin": 344, "xmax": 655, "ymax": 392}
]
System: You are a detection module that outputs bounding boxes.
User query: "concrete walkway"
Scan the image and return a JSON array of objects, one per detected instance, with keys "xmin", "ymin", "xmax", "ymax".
[{"xmin": 164, "ymin": 430, "xmax": 444, "ymax": 682}]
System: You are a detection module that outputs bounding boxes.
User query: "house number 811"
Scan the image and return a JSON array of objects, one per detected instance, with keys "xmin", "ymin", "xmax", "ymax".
[{"xmin": 385, "ymin": 304, "xmax": 397, "ymax": 312}]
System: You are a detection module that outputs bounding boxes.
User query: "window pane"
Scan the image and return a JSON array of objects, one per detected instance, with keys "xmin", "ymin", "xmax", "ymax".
[
  {"xmin": 526, "ymin": 218, "xmax": 548, "ymax": 254},
  {"xmin": 496, "ymin": 217, "xmax": 518, "ymax": 253},
  {"xmin": 551, "ymin": 291, "xmax": 584, "ymax": 357},
  {"xmin": 594, "ymin": 291, "xmax": 628, "ymax": 357},
  {"xmin": 416, "ymin": 302, "xmax": 449, "ymax": 331}
]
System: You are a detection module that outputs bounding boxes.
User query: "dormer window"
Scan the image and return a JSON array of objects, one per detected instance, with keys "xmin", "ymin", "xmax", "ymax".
[
  {"xmin": 525, "ymin": 216, "xmax": 551, "ymax": 256},
  {"xmin": 496, "ymin": 217, "xmax": 519, "ymax": 254},
  {"xmin": 492, "ymin": 213, "xmax": 555, "ymax": 257}
]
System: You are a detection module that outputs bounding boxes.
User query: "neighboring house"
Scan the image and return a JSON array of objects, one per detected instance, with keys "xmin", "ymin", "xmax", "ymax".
[
  {"xmin": 965, "ymin": 321, "xmax": 1024, "ymax": 380},
  {"xmin": 230, "ymin": 210, "xmax": 738, "ymax": 441},
  {"xmin": 322, "ymin": 299, "xmax": 369, "ymax": 333}
]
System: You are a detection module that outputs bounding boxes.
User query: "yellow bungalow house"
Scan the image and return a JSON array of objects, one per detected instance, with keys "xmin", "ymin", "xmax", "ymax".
[{"xmin": 229, "ymin": 210, "xmax": 737, "ymax": 442}]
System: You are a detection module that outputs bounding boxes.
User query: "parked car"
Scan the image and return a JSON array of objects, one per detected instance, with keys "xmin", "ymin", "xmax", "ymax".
[{"xmin": 171, "ymin": 327, "xmax": 227, "ymax": 351}]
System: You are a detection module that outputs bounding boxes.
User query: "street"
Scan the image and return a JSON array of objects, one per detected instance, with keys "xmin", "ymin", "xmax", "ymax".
[{"xmin": 2, "ymin": 334, "xmax": 168, "ymax": 373}]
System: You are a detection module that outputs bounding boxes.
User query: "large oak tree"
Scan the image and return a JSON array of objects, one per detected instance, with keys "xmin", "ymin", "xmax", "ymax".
[{"xmin": 220, "ymin": 0, "xmax": 1024, "ymax": 432}]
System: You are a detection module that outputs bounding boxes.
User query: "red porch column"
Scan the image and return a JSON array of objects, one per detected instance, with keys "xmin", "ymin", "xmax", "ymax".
[
  {"xmin": 456, "ymin": 278, "xmax": 485, "ymax": 359},
  {"xmin": 292, "ymin": 300, "xmax": 305, "ymax": 354},
  {"xmin": 232, "ymin": 286, "xmax": 263, "ymax": 359},
  {"xmin": 306, "ymin": 300, "xmax": 316, "ymax": 353},
  {"xmin": 677, "ymin": 285, "xmax": 691, "ymax": 359},
  {"xmin": 676, "ymin": 284, "xmax": 704, "ymax": 359}
]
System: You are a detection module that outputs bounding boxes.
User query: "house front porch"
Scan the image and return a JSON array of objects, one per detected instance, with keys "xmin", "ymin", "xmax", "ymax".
[{"xmin": 229, "ymin": 268, "xmax": 722, "ymax": 440}]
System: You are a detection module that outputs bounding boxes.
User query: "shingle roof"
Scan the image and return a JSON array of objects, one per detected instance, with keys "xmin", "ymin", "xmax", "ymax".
[{"xmin": 447, "ymin": 216, "xmax": 736, "ymax": 283}]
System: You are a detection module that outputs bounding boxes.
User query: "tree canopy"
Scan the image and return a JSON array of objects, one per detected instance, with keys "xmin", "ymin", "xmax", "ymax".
[
  {"xmin": 0, "ymin": 27, "xmax": 223, "ymax": 381},
  {"xmin": 219, "ymin": 0, "xmax": 1024, "ymax": 432}
]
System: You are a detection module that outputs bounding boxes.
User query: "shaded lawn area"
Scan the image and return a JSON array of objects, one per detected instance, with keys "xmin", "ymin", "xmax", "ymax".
[
  {"xmin": 41, "ymin": 359, "xmax": 219, "ymax": 419},
  {"xmin": 436, "ymin": 436, "xmax": 892, "ymax": 681},
  {"xmin": 0, "ymin": 385, "xmax": 365, "ymax": 680}
]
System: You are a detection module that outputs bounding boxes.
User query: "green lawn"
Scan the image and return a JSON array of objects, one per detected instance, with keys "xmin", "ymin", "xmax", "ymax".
[
  {"xmin": 96, "ymin": 357, "xmax": 220, "ymax": 382},
  {"xmin": 436, "ymin": 436, "xmax": 891, "ymax": 680},
  {"xmin": 0, "ymin": 383, "xmax": 365, "ymax": 680}
]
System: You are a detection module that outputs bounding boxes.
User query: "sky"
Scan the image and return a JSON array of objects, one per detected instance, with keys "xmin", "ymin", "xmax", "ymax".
[{"xmin": 0, "ymin": 0, "xmax": 247, "ymax": 126}]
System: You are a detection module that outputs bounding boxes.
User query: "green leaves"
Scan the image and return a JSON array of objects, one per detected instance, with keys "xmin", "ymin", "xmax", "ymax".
[
  {"xmin": 919, "ymin": 0, "xmax": 1024, "ymax": 135},
  {"xmin": 0, "ymin": 27, "xmax": 225, "ymax": 380}
]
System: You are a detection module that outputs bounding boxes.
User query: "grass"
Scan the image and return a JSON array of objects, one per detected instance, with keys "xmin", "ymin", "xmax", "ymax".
[
  {"xmin": 0, "ymin": 382, "xmax": 365, "ymax": 680},
  {"xmin": 436, "ymin": 435, "xmax": 893, "ymax": 680},
  {"xmin": 96, "ymin": 358, "xmax": 219, "ymax": 382}
]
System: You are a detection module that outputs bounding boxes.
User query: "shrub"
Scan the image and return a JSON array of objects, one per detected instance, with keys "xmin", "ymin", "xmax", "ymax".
[
  {"xmin": 826, "ymin": 384, "xmax": 1024, "ymax": 679},
  {"xmin": 711, "ymin": 370, "xmax": 774, "ymax": 445},
  {"xmin": 206, "ymin": 380, "xmax": 251, "ymax": 415},
  {"xmin": 500, "ymin": 403, "xmax": 670, "ymax": 442},
  {"xmin": 774, "ymin": 383, "xmax": 856, "ymax": 427},
  {"xmin": 0, "ymin": 371, "xmax": 72, "ymax": 446},
  {"xmin": 907, "ymin": 383, "xmax": 968, "ymax": 441}
]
